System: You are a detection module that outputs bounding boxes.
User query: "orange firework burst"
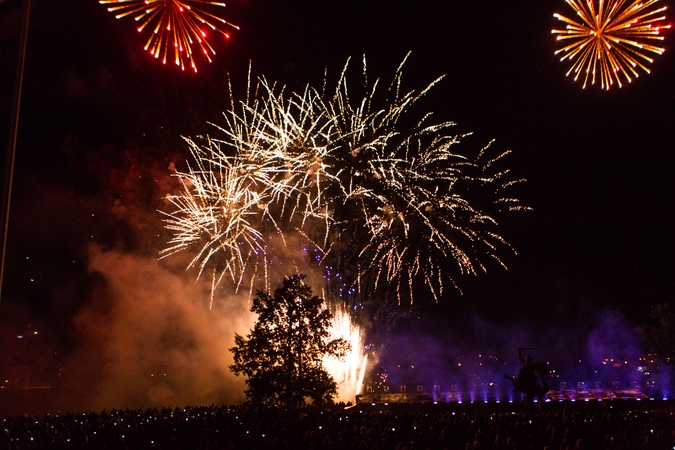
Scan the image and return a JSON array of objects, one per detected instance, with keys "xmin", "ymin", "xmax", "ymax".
[
  {"xmin": 100, "ymin": 0, "xmax": 239, "ymax": 72},
  {"xmin": 552, "ymin": 0, "xmax": 670, "ymax": 89}
]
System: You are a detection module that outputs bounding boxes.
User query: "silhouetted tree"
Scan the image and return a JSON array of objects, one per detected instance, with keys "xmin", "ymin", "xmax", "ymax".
[{"xmin": 230, "ymin": 275, "xmax": 349, "ymax": 406}]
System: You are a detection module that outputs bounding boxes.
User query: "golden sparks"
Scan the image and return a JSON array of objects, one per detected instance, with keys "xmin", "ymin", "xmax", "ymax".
[
  {"xmin": 552, "ymin": 0, "xmax": 670, "ymax": 89},
  {"xmin": 160, "ymin": 56, "xmax": 530, "ymax": 304}
]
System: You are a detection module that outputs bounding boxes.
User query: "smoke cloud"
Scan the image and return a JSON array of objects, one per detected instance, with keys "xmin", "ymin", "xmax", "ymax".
[
  {"xmin": 66, "ymin": 245, "xmax": 255, "ymax": 412},
  {"xmin": 368, "ymin": 305, "xmax": 670, "ymax": 400}
]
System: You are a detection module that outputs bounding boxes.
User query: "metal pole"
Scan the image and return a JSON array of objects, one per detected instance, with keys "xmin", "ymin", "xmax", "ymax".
[{"xmin": 0, "ymin": 0, "xmax": 31, "ymax": 304}]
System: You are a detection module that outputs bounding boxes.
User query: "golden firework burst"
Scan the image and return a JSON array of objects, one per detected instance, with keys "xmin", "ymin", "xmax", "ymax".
[
  {"xmin": 552, "ymin": 0, "xmax": 670, "ymax": 89},
  {"xmin": 160, "ymin": 56, "xmax": 530, "ymax": 304}
]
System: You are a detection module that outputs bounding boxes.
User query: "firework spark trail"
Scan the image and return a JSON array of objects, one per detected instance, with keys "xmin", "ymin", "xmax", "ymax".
[
  {"xmin": 161, "ymin": 55, "xmax": 530, "ymax": 304},
  {"xmin": 160, "ymin": 141, "xmax": 268, "ymax": 290},
  {"xmin": 552, "ymin": 0, "xmax": 670, "ymax": 89},
  {"xmin": 216, "ymin": 80, "xmax": 338, "ymax": 228},
  {"xmin": 100, "ymin": 0, "xmax": 239, "ymax": 71}
]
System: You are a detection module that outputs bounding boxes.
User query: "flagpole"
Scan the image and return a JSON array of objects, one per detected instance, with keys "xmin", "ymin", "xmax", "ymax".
[{"xmin": 0, "ymin": 0, "xmax": 31, "ymax": 303}]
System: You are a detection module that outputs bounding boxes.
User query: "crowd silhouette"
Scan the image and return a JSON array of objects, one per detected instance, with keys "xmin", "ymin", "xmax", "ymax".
[{"xmin": 0, "ymin": 400, "xmax": 673, "ymax": 449}]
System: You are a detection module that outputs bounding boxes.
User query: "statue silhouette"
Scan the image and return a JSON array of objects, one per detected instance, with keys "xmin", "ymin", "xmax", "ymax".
[{"xmin": 504, "ymin": 347, "xmax": 549, "ymax": 408}]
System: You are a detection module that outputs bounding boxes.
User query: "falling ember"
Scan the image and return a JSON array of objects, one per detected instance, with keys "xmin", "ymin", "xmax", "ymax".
[
  {"xmin": 323, "ymin": 307, "xmax": 368, "ymax": 403},
  {"xmin": 552, "ymin": 0, "xmax": 670, "ymax": 89},
  {"xmin": 99, "ymin": 0, "xmax": 239, "ymax": 72}
]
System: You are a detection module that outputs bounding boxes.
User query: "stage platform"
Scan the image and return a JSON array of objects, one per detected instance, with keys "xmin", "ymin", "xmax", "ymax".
[{"xmin": 356, "ymin": 388, "xmax": 654, "ymax": 405}]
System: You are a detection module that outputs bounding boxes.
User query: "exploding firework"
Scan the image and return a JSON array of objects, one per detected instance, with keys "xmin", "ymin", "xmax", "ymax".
[
  {"xmin": 552, "ymin": 0, "xmax": 670, "ymax": 89},
  {"xmin": 161, "ymin": 142, "xmax": 268, "ymax": 293},
  {"xmin": 161, "ymin": 55, "xmax": 530, "ymax": 304},
  {"xmin": 100, "ymin": 0, "xmax": 238, "ymax": 71},
  {"xmin": 323, "ymin": 307, "xmax": 368, "ymax": 402}
]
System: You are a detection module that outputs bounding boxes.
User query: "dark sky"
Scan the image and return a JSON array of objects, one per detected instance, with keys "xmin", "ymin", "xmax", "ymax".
[{"xmin": 0, "ymin": 0, "xmax": 673, "ymax": 410}]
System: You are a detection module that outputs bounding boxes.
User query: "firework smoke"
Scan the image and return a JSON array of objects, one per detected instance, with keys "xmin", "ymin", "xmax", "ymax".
[{"xmin": 69, "ymin": 245, "xmax": 254, "ymax": 411}]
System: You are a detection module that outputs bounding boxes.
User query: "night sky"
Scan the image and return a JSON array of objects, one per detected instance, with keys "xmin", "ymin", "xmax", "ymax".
[{"xmin": 0, "ymin": 0, "xmax": 673, "ymax": 412}]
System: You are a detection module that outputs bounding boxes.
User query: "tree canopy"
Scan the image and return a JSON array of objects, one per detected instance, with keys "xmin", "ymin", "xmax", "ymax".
[{"xmin": 230, "ymin": 275, "xmax": 349, "ymax": 406}]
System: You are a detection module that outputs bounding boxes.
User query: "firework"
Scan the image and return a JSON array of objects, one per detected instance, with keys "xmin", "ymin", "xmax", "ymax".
[
  {"xmin": 323, "ymin": 307, "xmax": 368, "ymax": 402},
  {"xmin": 160, "ymin": 140, "xmax": 268, "ymax": 291},
  {"xmin": 161, "ymin": 55, "xmax": 530, "ymax": 304},
  {"xmin": 100, "ymin": 0, "xmax": 239, "ymax": 71},
  {"xmin": 552, "ymin": 0, "xmax": 670, "ymax": 89}
]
